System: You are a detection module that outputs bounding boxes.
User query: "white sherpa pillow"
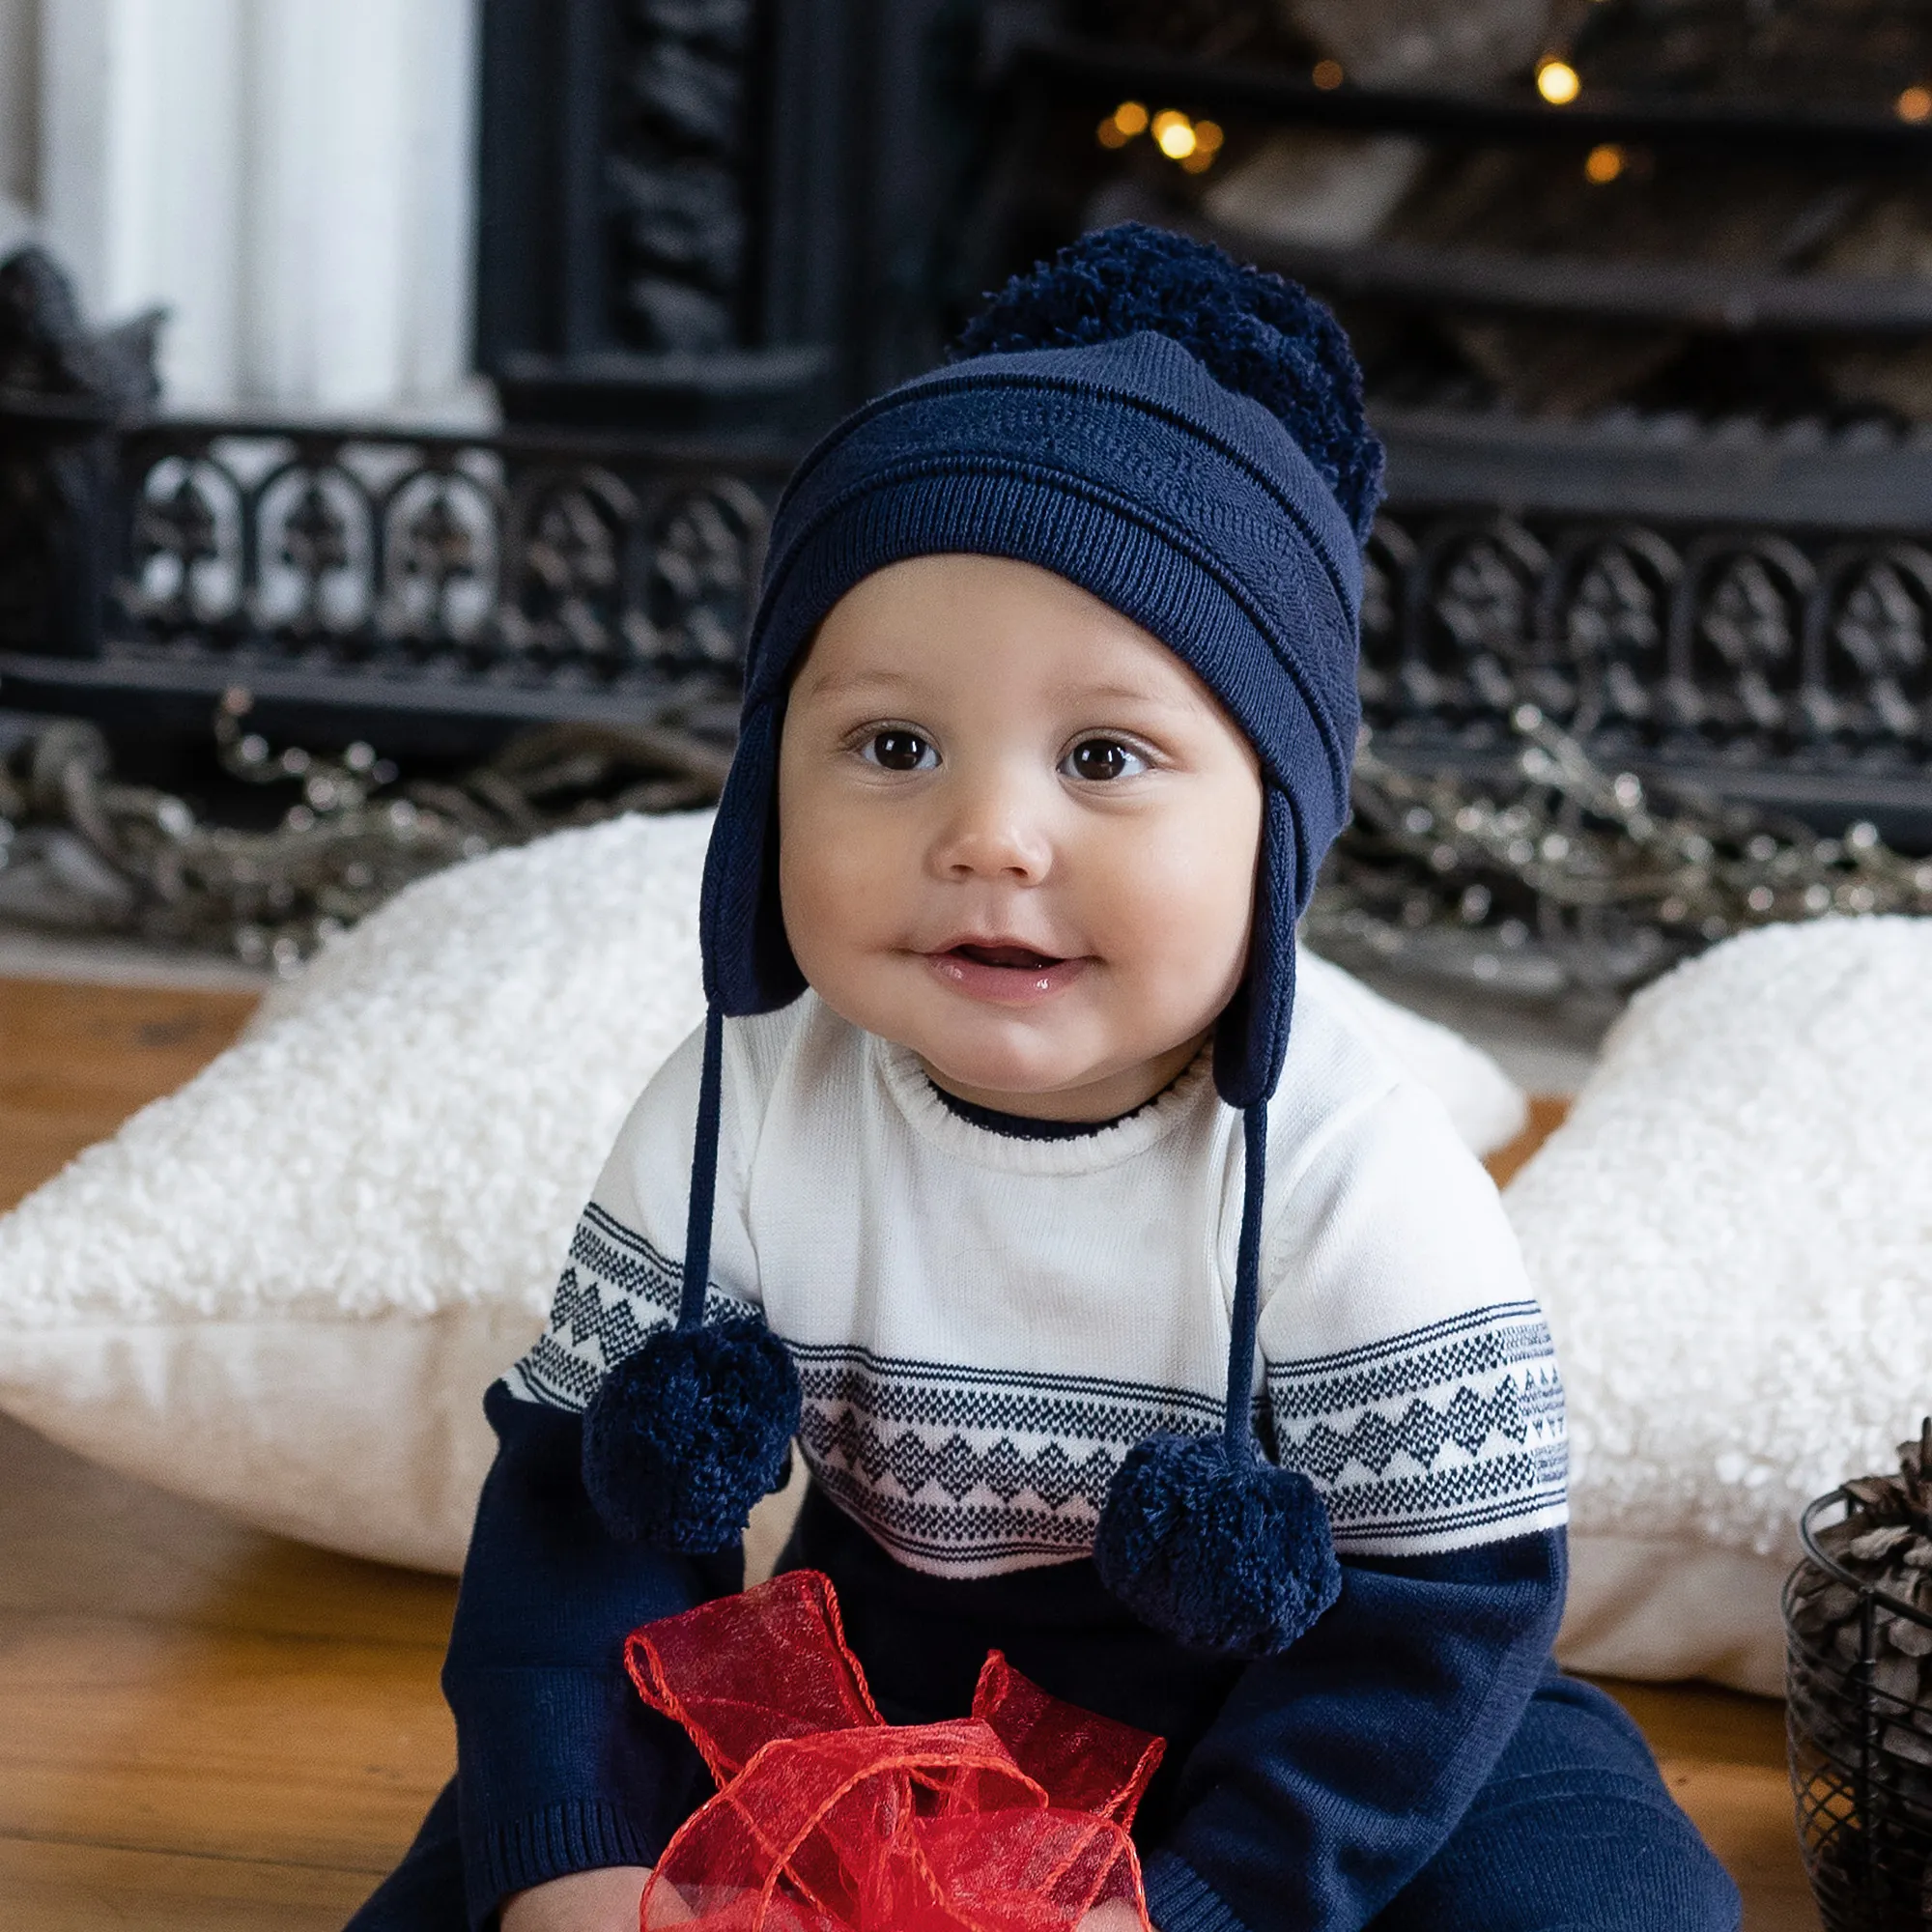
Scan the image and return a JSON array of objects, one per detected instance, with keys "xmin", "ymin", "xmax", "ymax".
[
  {"xmin": 0, "ymin": 813, "xmax": 709, "ymax": 1570},
  {"xmin": 0, "ymin": 815, "xmax": 1526, "ymax": 1574},
  {"xmin": 1516, "ymin": 917, "xmax": 1932, "ymax": 1695},
  {"xmin": 1297, "ymin": 952, "xmax": 1528, "ymax": 1154}
]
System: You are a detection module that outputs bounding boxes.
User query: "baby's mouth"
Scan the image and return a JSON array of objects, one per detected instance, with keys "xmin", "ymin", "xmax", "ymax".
[
  {"xmin": 923, "ymin": 938, "xmax": 1088, "ymax": 1004},
  {"xmin": 948, "ymin": 942, "xmax": 1065, "ymax": 971}
]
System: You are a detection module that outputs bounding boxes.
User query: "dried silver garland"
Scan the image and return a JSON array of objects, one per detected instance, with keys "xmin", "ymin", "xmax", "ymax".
[
  {"xmin": 0, "ymin": 696, "xmax": 1926, "ymax": 987},
  {"xmin": 1308, "ymin": 705, "xmax": 1932, "ymax": 996},
  {"xmin": 0, "ymin": 692, "xmax": 733, "ymax": 974}
]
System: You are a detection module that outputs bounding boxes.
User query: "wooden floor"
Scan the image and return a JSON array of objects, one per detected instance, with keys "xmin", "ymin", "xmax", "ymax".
[{"xmin": 0, "ymin": 976, "xmax": 1822, "ymax": 1930}]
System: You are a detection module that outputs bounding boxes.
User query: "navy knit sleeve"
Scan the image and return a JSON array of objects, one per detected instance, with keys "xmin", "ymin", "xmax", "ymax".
[
  {"xmin": 440, "ymin": 1382, "xmax": 737, "ymax": 1929},
  {"xmin": 1140, "ymin": 1528, "xmax": 1567, "ymax": 1932}
]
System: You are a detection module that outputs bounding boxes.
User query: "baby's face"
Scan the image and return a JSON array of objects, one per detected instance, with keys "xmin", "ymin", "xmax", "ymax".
[{"xmin": 777, "ymin": 554, "xmax": 1263, "ymax": 1121}]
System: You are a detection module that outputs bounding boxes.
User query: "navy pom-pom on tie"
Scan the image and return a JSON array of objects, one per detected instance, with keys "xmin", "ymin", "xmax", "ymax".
[
  {"xmin": 582, "ymin": 1313, "xmax": 799, "ymax": 1550},
  {"xmin": 1094, "ymin": 1434, "xmax": 1341, "ymax": 1658},
  {"xmin": 580, "ymin": 1008, "xmax": 801, "ymax": 1553},
  {"xmin": 1094, "ymin": 1106, "xmax": 1341, "ymax": 1655}
]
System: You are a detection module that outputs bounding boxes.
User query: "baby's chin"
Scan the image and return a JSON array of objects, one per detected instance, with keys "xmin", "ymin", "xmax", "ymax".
[
  {"xmin": 888, "ymin": 1005, "xmax": 1112, "ymax": 1095},
  {"xmin": 907, "ymin": 1031, "xmax": 1171, "ymax": 1122},
  {"xmin": 923, "ymin": 1054, "xmax": 1097, "ymax": 1108},
  {"xmin": 804, "ymin": 968, "xmax": 1179, "ymax": 1117}
]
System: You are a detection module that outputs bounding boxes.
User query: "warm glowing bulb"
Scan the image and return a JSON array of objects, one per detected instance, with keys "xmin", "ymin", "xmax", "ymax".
[
  {"xmin": 1180, "ymin": 150, "xmax": 1216, "ymax": 173},
  {"xmin": 1151, "ymin": 110, "xmax": 1197, "ymax": 158},
  {"xmin": 1113, "ymin": 99, "xmax": 1150, "ymax": 137},
  {"xmin": 1096, "ymin": 116, "xmax": 1128, "ymax": 149},
  {"xmin": 1194, "ymin": 120, "xmax": 1225, "ymax": 154},
  {"xmin": 1537, "ymin": 60, "xmax": 1581, "ymax": 105},
  {"xmin": 1312, "ymin": 59, "xmax": 1345, "ymax": 90},
  {"xmin": 1898, "ymin": 85, "xmax": 1932, "ymax": 123},
  {"xmin": 1584, "ymin": 142, "xmax": 1625, "ymax": 183}
]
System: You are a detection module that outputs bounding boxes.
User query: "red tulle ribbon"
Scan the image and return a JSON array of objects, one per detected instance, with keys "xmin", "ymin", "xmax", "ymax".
[{"xmin": 624, "ymin": 1570, "xmax": 1166, "ymax": 1932}]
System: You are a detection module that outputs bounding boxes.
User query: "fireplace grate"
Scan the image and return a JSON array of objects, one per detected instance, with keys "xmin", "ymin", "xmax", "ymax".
[{"xmin": 6, "ymin": 1, "xmax": 1932, "ymax": 840}]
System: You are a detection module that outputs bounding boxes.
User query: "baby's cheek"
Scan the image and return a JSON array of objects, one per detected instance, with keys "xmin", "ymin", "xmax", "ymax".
[
  {"xmin": 1134, "ymin": 820, "xmax": 1247, "ymax": 930},
  {"xmin": 784, "ymin": 806, "xmax": 880, "ymax": 944},
  {"xmin": 779, "ymin": 845, "xmax": 854, "ymax": 986},
  {"xmin": 1118, "ymin": 835, "xmax": 1250, "ymax": 1007}
]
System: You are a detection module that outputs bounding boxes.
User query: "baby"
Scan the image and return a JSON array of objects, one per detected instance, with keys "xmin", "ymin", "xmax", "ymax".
[{"xmin": 348, "ymin": 227, "xmax": 1740, "ymax": 1932}]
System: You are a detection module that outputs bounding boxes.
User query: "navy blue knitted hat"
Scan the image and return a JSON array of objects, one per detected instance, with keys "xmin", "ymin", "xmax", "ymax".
[{"xmin": 582, "ymin": 225, "xmax": 1382, "ymax": 1658}]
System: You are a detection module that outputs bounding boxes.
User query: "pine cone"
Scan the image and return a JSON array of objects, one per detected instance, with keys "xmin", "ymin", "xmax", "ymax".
[
  {"xmin": 1798, "ymin": 1420, "xmax": 1932, "ymax": 1681},
  {"xmin": 1788, "ymin": 1420, "xmax": 1932, "ymax": 1921}
]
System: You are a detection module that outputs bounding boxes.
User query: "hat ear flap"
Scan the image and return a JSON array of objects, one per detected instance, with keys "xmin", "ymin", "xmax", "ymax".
[
  {"xmin": 700, "ymin": 698, "xmax": 806, "ymax": 1015},
  {"xmin": 1212, "ymin": 784, "xmax": 1302, "ymax": 1111}
]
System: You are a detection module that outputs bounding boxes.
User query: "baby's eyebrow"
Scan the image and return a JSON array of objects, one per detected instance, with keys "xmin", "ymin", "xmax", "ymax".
[
  {"xmin": 1050, "ymin": 679, "xmax": 1198, "ymax": 712},
  {"xmin": 794, "ymin": 664, "xmax": 918, "ymax": 702}
]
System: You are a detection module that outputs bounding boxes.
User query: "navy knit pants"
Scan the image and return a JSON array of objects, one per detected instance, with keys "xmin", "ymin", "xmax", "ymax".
[
  {"xmin": 1370, "ymin": 1673, "xmax": 1741, "ymax": 1932},
  {"xmin": 344, "ymin": 1671, "xmax": 1740, "ymax": 1932}
]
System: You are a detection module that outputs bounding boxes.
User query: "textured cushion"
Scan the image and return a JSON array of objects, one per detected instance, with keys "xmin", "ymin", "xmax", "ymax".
[
  {"xmin": 1297, "ymin": 952, "xmax": 1528, "ymax": 1155},
  {"xmin": 0, "ymin": 814, "xmax": 713, "ymax": 1569},
  {"xmin": 0, "ymin": 814, "xmax": 1525, "ymax": 1574},
  {"xmin": 1516, "ymin": 918, "xmax": 1932, "ymax": 1693}
]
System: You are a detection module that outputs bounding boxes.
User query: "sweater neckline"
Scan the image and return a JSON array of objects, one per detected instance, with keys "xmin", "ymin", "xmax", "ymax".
[
  {"xmin": 924, "ymin": 1080, "xmax": 1162, "ymax": 1141},
  {"xmin": 873, "ymin": 1033, "xmax": 1217, "ymax": 1174}
]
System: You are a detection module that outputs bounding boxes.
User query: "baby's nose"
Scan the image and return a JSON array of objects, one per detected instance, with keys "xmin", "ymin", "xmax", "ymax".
[{"xmin": 930, "ymin": 772, "xmax": 1054, "ymax": 881}]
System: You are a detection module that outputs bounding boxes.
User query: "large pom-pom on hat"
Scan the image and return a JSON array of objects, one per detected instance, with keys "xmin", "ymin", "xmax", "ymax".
[{"xmin": 956, "ymin": 222, "xmax": 1384, "ymax": 543}]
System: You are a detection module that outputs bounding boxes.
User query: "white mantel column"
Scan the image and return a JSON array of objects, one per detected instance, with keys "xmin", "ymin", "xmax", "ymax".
[
  {"xmin": 37, "ymin": 0, "xmax": 479, "ymax": 417},
  {"xmin": 39, "ymin": 0, "xmax": 247, "ymax": 407},
  {"xmin": 244, "ymin": 0, "xmax": 479, "ymax": 413}
]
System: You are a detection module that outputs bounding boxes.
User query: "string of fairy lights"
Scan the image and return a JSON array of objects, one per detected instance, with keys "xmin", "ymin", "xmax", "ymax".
[
  {"xmin": 1093, "ymin": 26, "xmax": 1932, "ymax": 185},
  {"xmin": 1095, "ymin": 99, "xmax": 1226, "ymax": 172}
]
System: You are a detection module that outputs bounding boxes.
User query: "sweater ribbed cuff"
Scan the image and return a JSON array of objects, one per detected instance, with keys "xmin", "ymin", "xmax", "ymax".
[
  {"xmin": 1141, "ymin": 1852, "xmax": 1251, "ymax": 1932},
  {"xmin": 468, "ymin": 1798, "xmax": 660, "ymax": 1931}
]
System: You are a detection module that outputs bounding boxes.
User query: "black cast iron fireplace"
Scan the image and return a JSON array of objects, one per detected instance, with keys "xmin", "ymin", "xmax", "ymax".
[{"xmin": 3, "ymin": 0, "xmax": 1931, "ymax": 841}]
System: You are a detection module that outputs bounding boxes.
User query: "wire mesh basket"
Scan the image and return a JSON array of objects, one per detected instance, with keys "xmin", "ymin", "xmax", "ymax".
[{"xmin": 1788, "ymin": 1489, "xmax": 1932, "ymax": 1929}]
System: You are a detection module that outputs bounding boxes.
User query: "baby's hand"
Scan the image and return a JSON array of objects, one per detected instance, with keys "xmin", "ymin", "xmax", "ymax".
[
  {"xmin": 1077, "ymin": 1900, "xmax": 1149, "ymax": 1932},
  {"xmin": 500, "ymin": 1864, "xmax": 654, "ymax": 1932},
  {"xmin": 503, "ymin": 1871, "xmax": 815, "ymax": 1932},
  {"xmin": 643, "ymin": 1884, "xmax": 818, "ymax": 1932},
  {"xmin": 503, "ymin": 1868, "xmax": 1142, "ymax": 1932}
]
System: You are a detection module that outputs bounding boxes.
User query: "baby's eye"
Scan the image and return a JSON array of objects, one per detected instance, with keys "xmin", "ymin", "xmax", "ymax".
[
  {"xmin": 861, "ymin": 729, "xmax": 937, "ymax": 772},
  {"xmin": 1062, "ymin": 737, "xmax": 1149, "ymax": 782}
]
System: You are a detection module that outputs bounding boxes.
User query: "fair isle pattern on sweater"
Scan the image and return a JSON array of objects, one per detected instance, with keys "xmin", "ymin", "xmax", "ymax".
[
  {"xmin": 792, "ymin": 1326, "xmax": 1563, "ymax": 1570},
  {"xmin": 1266, "ymin": 1301, "xmax": 1567, "ymax": 1554},
  {"xmin": 791, "ymin": 1342, "xmax": 1224, "ymax": 1573},
  {"xmin": 509, "ymin": 1202, "xmax": 1567, "ymax": 1566},
  {"xmin": 506, "ymin": 1204, "xmax": 741, "ymax": 1412}
]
